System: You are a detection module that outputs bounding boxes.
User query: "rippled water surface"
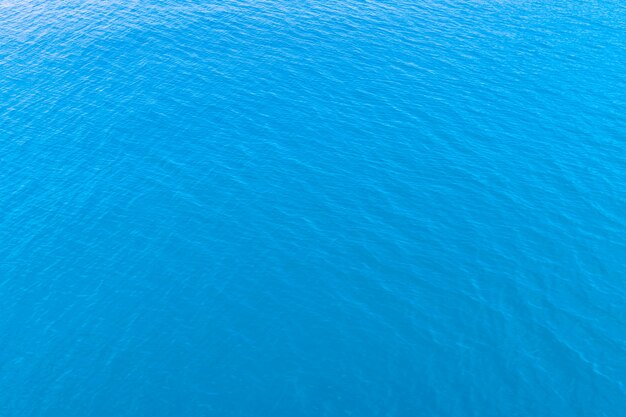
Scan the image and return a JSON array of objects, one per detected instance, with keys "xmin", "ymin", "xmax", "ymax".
[{"xmin": 1, "ymin": 1, "xmax": 626, "ymax": 415}]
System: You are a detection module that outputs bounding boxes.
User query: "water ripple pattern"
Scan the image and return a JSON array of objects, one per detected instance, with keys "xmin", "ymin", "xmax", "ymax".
[{"xmin": 1, "ymin": 1, "xmax": 626, "ymax": 416}]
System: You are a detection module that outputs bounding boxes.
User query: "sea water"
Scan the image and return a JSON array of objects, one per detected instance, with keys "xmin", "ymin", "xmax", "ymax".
[{"xmin": 1, "ymin": 1, "xmax": 625, "ymax": 416}]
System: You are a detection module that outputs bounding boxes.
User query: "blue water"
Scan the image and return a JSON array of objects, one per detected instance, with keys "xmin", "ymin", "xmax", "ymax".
[{"xmin": 1, "ymin": 0, "xmax": 626, "ymax": 415}]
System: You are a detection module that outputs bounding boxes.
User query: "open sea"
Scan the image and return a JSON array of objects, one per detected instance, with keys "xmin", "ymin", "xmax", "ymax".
[{"xmin": 1, "ymin": 1, "xmax": 626, "ymax": 416}]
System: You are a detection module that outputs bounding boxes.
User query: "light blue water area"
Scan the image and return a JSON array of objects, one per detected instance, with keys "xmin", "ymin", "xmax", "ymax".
[{"xmin": 1, "ymin": 0, "xmax": 626, "ymax": 415}]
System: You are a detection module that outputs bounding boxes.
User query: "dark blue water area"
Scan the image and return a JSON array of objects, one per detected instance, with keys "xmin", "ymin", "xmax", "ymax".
[{"xmin": 1, "ymin": 1, "xmax": 626, "ymax": 416}]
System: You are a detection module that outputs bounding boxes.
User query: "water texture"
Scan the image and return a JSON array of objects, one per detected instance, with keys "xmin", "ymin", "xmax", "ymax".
[{"xmin": 1, "ymin": 1, "xmax": 626, "ymax": 416}]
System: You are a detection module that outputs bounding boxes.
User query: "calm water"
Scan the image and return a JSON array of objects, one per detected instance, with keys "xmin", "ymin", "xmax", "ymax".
[{"xmin": 1, "ymin": 1, "xmax": 626, "ymax": 415}]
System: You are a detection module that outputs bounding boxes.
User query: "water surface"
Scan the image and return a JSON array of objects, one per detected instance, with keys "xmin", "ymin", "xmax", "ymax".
[{"xmin": 1, "ymin": 1, "xmax": 626, "ymax": 416}]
